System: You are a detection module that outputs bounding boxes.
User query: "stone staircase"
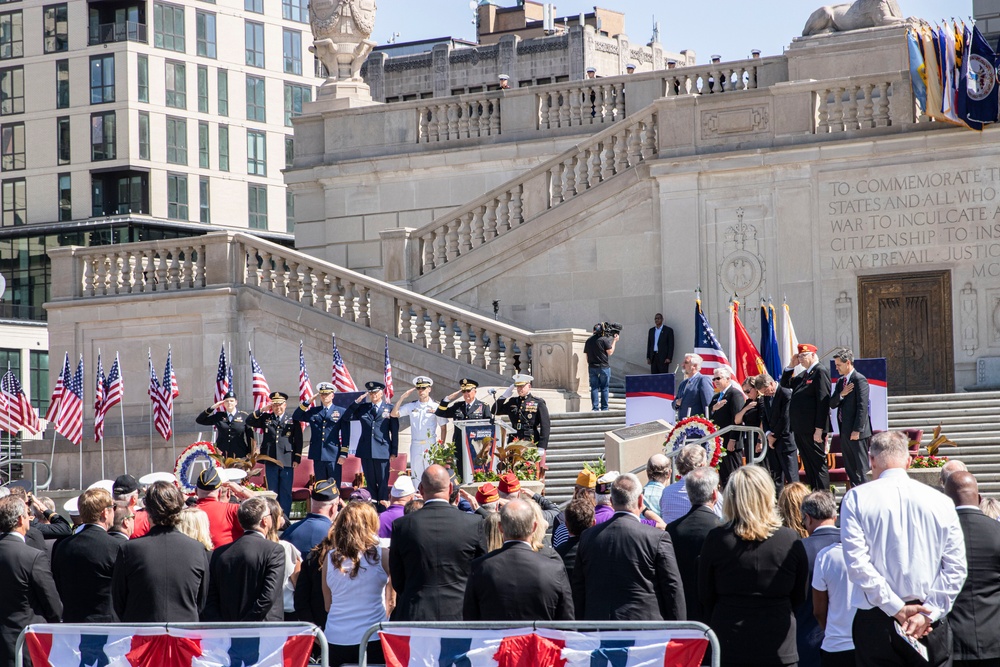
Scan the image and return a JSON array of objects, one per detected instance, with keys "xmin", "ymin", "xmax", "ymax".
[{"xmin": 888, "ymin": 391, "xmax": 1000, "ymax": 495}]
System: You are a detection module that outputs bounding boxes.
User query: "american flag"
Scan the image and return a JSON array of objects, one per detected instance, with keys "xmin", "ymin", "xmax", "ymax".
[
  {"xmin": 160, "ymin": 348, "xmax": 176, "ymax": 437},
  {"xmin": 298, "ymin": 341, "xmax": 314, "ymax": 405},
  {"xmin": 214, "ymin": 344, "xmax": 229, "ymax": 409},
  {"xmin": 166, "ymin": 347, "xmax": 179, "ymax": 399},
  {"xmin": 101, "ymin": 353, "xmax": 125, "ymax": 417},
  {"xmin": 94, "ymin": 353, "xmax": 107, "ymax": 442},
  {"xmin": 249, "ymin": 345, "xmax": 270, "ymax": 412},
  {"xmin": 1, "ymin": 370, "xmax": 40, "ymax": 435},
  {"xmin": 331, "ymin": 334, "xmax": 357, "ymax": 392},
  {"xmin": 45, "ymin": 352, "xmax": 70, "ymax": 423},
  {"xmin": 694, "ymin": 299, "xmax": 733, "ymax": 377},
  {"xmin": 383, "ymin": 335, "xmax": 394, "ymax": 399},
  {"xmin": 56, "ymin": 355, "xmax": 84, "ymax": 446},
  {"xmin": 149, "ymin": 351, "xmax": 171, "ymax": 441}
]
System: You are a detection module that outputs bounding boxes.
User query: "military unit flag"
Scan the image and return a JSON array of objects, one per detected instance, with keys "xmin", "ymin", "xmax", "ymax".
[{"xmin": 760, "ymin": 302, "xmax": 783, "ymax": 380}]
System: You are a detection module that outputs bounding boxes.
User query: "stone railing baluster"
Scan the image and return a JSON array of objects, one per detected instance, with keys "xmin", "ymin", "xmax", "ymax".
[
  {"xmin": 487, "ymin": 334, "xmax": 501, "ymax": 373},
  {"xmin": 470, "ymin": 207, "xmax": 485, "ymax": 248},
  {"xmin": 874, "ymin": 81, "xmax": 890, "ymax": 126},
  {"xmin": 509, "ymin": 184, "xmax": 523, "ymax": 226},
  {"xmin": 458, "ymin": 212, "xmax": 473, "ymax": 254},
  {"xmin": 445, "ymin": 220, "xmax": 460, "ymax": 261}
]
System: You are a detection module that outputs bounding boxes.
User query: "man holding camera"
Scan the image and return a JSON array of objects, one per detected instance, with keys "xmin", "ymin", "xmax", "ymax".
[{"xmin": 584, "ymin": 323, "xmax": 619, "ymax": 411}]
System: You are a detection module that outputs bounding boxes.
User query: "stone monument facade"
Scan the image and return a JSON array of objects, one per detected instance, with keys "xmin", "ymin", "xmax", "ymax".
[{"xmin": 309, "ymin": 0, "xmax": 379, "ymax": 108}]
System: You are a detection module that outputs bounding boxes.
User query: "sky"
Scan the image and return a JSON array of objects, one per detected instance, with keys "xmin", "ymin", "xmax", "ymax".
[{"xmin": 371, "ymin": 0, "xmax": 974, "ymax": 63}]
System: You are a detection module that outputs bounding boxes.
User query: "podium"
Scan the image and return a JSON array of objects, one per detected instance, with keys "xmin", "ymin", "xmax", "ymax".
[{"xmin": 456, "ymin": 419, "xmax": 509, "ymax": 480}]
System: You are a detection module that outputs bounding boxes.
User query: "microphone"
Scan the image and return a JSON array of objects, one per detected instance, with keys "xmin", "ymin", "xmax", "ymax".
[{"xmin": 488, "ymin": 389, "xmax": 497, "ymax": 395}]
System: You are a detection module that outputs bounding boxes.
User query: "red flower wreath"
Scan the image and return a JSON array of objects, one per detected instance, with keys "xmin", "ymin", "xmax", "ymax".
[{"xmin": 665, "ymin": 416, "xmax": 724, "ymax": 470}]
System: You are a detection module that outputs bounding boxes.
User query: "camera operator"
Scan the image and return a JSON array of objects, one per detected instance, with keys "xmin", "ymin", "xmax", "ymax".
[{"xmin": 584, "ymin": 323, "xmax": 619, "ymax": 411}]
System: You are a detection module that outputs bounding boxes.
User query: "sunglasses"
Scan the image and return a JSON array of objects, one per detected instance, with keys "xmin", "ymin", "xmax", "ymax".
[{"xmin": 462, "ymin": 389, "xmax": 475, "ymax": 393}]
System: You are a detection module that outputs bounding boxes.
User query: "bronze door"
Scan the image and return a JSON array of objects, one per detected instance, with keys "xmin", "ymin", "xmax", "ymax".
[{"xmin": 858, "ymin": 271, "xmax": 953, "ymax": 395}]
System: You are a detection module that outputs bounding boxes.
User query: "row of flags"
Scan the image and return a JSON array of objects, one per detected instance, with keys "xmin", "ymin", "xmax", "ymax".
[
  {"xmin": 694, "ymin": 296, "xmax": 800, "ymax": 385},
  {"xmin": 908, "ymin": 22, "xmax": 999, "ymax": 131}
]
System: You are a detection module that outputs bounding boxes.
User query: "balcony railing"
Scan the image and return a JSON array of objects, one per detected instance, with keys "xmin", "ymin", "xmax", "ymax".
[
  {"xmin": 88, "ymin": 21, "xmax": 147, "ymax": 45},
  {"xmin": 0, "ymin": 302, "xmax": 47, "ymax": 322}
]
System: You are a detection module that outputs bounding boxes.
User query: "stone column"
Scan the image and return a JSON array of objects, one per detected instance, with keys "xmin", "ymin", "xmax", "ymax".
[
  {"xmin": 497, "ymin": 34, "xmax": 520, "ymax": 84},
  {"xmin": 203, "ymin": 231, "xmax": 237, "ymax": 288},
  {"xmin": 530, "ymin": 328, "xmax": 591, "ymax": 400},
  {"xmin": 617, "ymin": 35, "xmax": 629, "ymax": 74},
  {"xmin": 367, "ymin": 51, "xmax": 387, "ymax": 102},
  {"xmin": 432, "ymin": 43, "xmax": 452, "ymax": 98},
  {"xmin": 569, "ymin": 24, "xmax": 586, "ymax": 80},
  {"xmin": 380, "ymin": 227, "xmax": 418, "ymax": 288}
]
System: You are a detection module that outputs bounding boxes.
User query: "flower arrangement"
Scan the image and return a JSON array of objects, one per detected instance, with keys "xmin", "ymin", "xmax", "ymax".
[
  {"xmin": 910, "ymin": 455, "xmax": 948, "ymax": 469},
  {"xmin": 174, "ymin": 441, "xmax": 221, "ymax": 493},
  {"xmin": 425, "ymin": 439, "xmax": 457, "ymax": 470},
  {"xmin": 584, "ymin": 457, "xmax": 607, "ymax": 477},
  {"xmin": 473, "ymin": 440, "xmax": 541, "ymax": 482},
  {"xmin": 664, "ymin": 416, "xmax": 723, "ymax": 476}
]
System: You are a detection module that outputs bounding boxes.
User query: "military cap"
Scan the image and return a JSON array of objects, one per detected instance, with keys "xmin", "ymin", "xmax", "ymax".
[
  {"xmin": 221, "ymin": 468, "xmax": 247, "ymax": 482},
  {"xmin": 575, "ymin": 469, "xmax": 597, "ymax": 489},
  {"xmin": 476, "ymin": 482, "xmax": 500, "ymax": 505},
  {"xmin": 87, "ymin": 479, "xmax": 114, "ymax": 493},
  {"xmin": 498, "ymin": 472, "xmax": 521, "ymax": 495},
  {"xmin": 63, "ymin": 496, "xmax": 80, "ymax": 516},
  {"xmin": 498, "ymin": 74, "xmax": 510, "ymax": 81},
  {"xmin": 316, "ymin": 382, "xmax": 335, "ymax": 393},
  {"xmin": 798, "ymin": 343, "xmax": 818, "ymax": 354},
  {"xmin": 139, "ymin": 471, "xmax": 177, "ymax": 485},
  {"xmin": 113, "ymin": 474, "xmax": 140, "ymax": 496},
  {"xmin": 196, "ymin": 467, "xmax": 223, "ymax": 491},
  {"xmin": 310, "ymin": 479, "xmax": 340, "ymax": 501},
  {"xmin": 365, "ymin": 381, "xmax": 386, "ymax": 392},
  {"xmin": 512, "ymin": 373, "xmax": 533, "ymax": 386},
  {"xmin": 223, "ymin": 390, "xmax": 236, "ymax": 400},
  {"xmin": 586, "ymin": 66, "xmax": 597, "ymax": 73},
  {"xmin": 269, "ymin": 391, "xmax": 289, "ymax": 402},
  {"xmin": 626, "ymin": 63, "xmax": 637, "ymax": 70},
  {"xmin": 413, "ymin": 376, "xmax": 433, "ymax": 388},
  {"xmin": 459, "ymin": 378, "xmax": 479, "ymax": 390}
]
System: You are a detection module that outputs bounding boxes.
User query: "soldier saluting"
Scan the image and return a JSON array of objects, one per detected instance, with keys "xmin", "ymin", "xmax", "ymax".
[
  {"xmin": 492, "ymin": 374, "xmax": 550, "ymax": 470},
  {"xmin": 435, "ymin": 378, "xmax": 489, "ymax": 481},
  {"xmin": 196, "ymin": 391, "xmax": 254, "ymax": 459}
]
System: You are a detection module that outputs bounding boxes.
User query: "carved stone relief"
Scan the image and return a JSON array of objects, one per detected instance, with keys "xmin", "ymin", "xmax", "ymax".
[
  {"xmin": 701, "ymin": 106, "xmax": 770, "ymax": 139},
  {"xmin": 835, "ymin": 291, "xmax": 853, "ymax": 348},
  {"xmin": 718, "ymin": 207, "xmax": 766, "ymax": 301},
  {"xmin": 960, "ymin": 282, "xmax": 978, "ymax": 356}
]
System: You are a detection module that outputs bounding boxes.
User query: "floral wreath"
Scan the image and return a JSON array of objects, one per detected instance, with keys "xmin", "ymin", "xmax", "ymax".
[
  {"xmin": 665, "ymin": 416, "xmax": 723, "ymax": 473},
  {"xmin": 174, "ymin": 441, "xmax": 221, "ymax": 493}
]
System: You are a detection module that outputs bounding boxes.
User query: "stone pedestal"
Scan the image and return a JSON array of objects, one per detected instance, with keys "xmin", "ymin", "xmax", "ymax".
[
  {"xmin": 310, "ymin": 81, "xmax": 378, "ymax": 111},
  {"xmin": 604, "ymin": 420, "xmax": 672, "ymax": 483}
]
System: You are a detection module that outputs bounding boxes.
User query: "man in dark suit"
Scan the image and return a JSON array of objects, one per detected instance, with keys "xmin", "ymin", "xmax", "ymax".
[
  {"xmin": 759, "ymin": 374, "xmax": 799, "ymax": 495},
  {"xmin": 646, "ymin": 313, "xmax": 674, "ymax": 374},
  {"xmin": 674, "ymin": 354, "xmax": 714, "ymax": 419},
  {"xmin": 555, "ymin": 498, "xmax": 595, "ymax": 582},
  {"xmin": 464, "ymin": 500, "xmax": 573, "ymax": 621},
  {"xmin": 944, "ymin": 471, "xmax": 1000, "ymax": 667},
  {"xmin": 709, "ymin": 367, "xmax": 745, "ymax": 488},
  {"xmin": 343, "ymin": 381, "xmax": 399, "ymax": 504},
  {"xmin": 389, "ymin": 464, "xmax": 486, "ymax": 621},
  {"xmin": 50, "ymin": 488, "xmax": 121, "ymax": 622},
  {"xmin": 572, "ymin": 473, "xmax": 685, "ymax": 621},
  {"xmin": 196, "ymin": 391, "xmax": 255, "ymax": 459},
  {"xmin": 293, "ymin": 382, "xmax": 348, "ymax": 486},
  {"xmin": 798, "ymin": 491, "xmax": 842, "ymax": 667},
  {"xmin": 435, "ymin": 378, "xmax": 490, "ymax": 480},
  {"xmin": 206, "ymin": 497, "xmax": 285, "ymax": 622},
  {"xmin": 829, "ymin": 349, "xmax": 872, "ymax": 488},
  {"xmin": 667, "ymin": 467, "xmax": 722, "ymax": 624},
  {"xmin": 247, "ymin": 391, "xmax": 303, "ymax": 516},
  {"xmin": 781, "ymin": 343, "xmax": 832, "ymax": 491},
  {"xmin": 0, "ymin": 496, "xmax": 62, "ymax": 667}
]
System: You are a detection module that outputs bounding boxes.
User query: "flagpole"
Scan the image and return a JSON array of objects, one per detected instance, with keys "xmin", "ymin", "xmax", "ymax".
[
  {"xmin": 119, "ymin": 397, "xmax": 127, "ymax": 475},
  {"xmin": 148, "ymin": 347, "xmax": 154, "ymax": 474},
  {"xmin": 79, "ymin": 437, "xmax": 82, "ymax": 490},
  {"xmin": 170, "ymin": 415, "xmax": 176, "ymax": 467},
  {"xmin": 48, "ymin": 424, "xmax": 57, "ymax": 478},
  {"xmin": 97, "ymin": 348, "xmax": 104, "ymax": 479}
]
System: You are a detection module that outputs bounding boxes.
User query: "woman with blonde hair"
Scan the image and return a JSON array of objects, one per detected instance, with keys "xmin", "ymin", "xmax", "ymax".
[
  {"xmin": 777, "ymin": 482, "xmax": 810, "ymax": 539},
  {"xmin": 698, "ymin": 465, "xmax": 808, "ymax": 667},
  {"xmin": 482, "ymin": 511, "xmax": 503, "ymax": 553},
  {"xmin": 177, "ymin": 507, "xmax": 213, "ymax": 550},
  {"xmin": 265, "ymin": 497, "xmax": 301, "ymax": 620},
  {"xmin": 321, "ymin": 501, "xmax": 389, "ymax": 667}
]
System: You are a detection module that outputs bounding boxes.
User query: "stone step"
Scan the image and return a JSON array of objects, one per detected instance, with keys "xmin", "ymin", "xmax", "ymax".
[
  {"xmin": 888, "ymin": 391, "xmax": 1000, "ymax": 403},
  {"xmin": 888, "ymin": 400, "xmax": 1000, "ymax": 413}
]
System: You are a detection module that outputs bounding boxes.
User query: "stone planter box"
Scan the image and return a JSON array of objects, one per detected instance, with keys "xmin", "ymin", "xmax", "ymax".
[
  {"xmin": 907, "ymin": 468, "xmax": 941, "ymax": 487},
  {"xmin": 460, "ymin": 480, "xmax": 545, "ymax": 498}
]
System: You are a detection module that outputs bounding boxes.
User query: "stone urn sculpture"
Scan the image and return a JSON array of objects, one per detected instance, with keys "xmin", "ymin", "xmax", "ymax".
[{"xmin": 309, "ymin": 0, "xmax": 378, "ymax": 106}]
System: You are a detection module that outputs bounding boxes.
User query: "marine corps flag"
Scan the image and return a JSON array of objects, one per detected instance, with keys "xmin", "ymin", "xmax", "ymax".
[{"xmin": 729, "ymin": 299, "xmax": 765, "ymax": 385}]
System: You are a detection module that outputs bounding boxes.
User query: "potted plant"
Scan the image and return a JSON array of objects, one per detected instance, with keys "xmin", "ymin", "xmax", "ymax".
[
  {"xmin": 462, "ymin": 438, "xmax": 544, "ymax": 496},
  {"xmin": 908, "ymin": 425, "xmax": 956, "ymax": 487}
]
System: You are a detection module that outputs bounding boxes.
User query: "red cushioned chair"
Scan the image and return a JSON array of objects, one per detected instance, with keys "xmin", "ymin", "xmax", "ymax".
[{"xmin": 291, "ymin": 458, "xmax": 315, "ymax": 502}]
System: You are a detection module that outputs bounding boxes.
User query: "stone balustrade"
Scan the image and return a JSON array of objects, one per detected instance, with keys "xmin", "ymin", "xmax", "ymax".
[
  {"xmin": 412, "ymin": 104, "xmax": 659, "ymax": 276},
  {"xmin": 537, "ymin": 80, "xmax": 626, "ymax": 129},
  {"xmin": 74, "ymin": 240, "xmax": 209, "ymax": 297},
  {"xmin": 664, "ymin": 62, "xmax": 760, "ymax": 96},
  {"xmin": 811, "ymin": 73, "xmax": 902, "ymax": 134},
  {"xmin": 418, "ymin": 96, "xmax": 502, "ymax": 143}
]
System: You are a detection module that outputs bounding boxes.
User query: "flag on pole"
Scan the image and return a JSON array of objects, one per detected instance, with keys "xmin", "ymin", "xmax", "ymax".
[
  {"xmin": 94, "ymin": 353, "xmax": 107, "ymax": 442},
  {"xmin": 908, "ymin": 28, "xmax": 928, "ymax": 114},
  {"xmin": 148, "ymin": 351, "xmax": 169, "ymax": 441},
  {"xmin": 1, "ymin": 371, "xmax": 40, "ymax": 435},
  {"xmin": 167, "ymin": 348, "xmax": 179, "ymax": 399},
  {"xmin": 102, "ymin": 354, "xmax": 124, "ymax": 416},
  {"xmin": 780, "ymin": 301, "xmax": 800, "ymax": 369},
  {"xmin": 383, "ymin": 335, "xmax": 394, "ymax": 399},
  {"xmin": 158, "ymin": 349, "xmax": 176, "ymax": 440},
  {"xmin": 298, "ymin": 341, "xmax": 314, "ymax": 405},
  {"xmin": 694, "ymin": 299, "xmax": 732, "ymax": 377},
  {"xmin": 57, "ymin": 355, "xmax": 84, "ymax": 446},
  {"xmin": 331, "ymin": 334, "xmax": 357, "ymax": 392},
  {"xmin": 760, "ymin": 303, "xmax": 783, "ymax": 380},
  {"xmin": 45, "ymin": 353, "xmax": 70, "ymax": 424},
  {"xmin": 214, "ymin": 344, "xmax": 229, "ymax": 409},
  {"xmin": 729, "ymin": 299, "xmax": 765, "ymax": 385},
  {"xmin": 959, "ymin": 24, "xmax": 998, "ymax": 125},
  {"xmin": 249, "ymin": 345, "xmax": 270, "ymax": 412}
]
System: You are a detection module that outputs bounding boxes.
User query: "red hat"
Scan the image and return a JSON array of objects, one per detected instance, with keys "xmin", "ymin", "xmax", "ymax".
[
  {"xmin": 797, "ymin": 343, "xmax": 818, "ymax": 354},
  {"xmin": 476, "ymin": 483, "xmax": 500, "ymax": 505},
  {"xmin": 498, "ymin": 473, "xmax": 521, "ymax": 494}
]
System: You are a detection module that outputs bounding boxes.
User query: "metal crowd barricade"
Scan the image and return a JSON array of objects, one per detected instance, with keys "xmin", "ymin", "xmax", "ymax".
[
  {"xmin": 357, "ymin": 620, "xmax": 721, "ymax": 667},
  {"xmin": 0, "ymin": 457, "xmax": 52, "ymax": 491},
  {"xmin": 15, "ymin": 622, "xmax": 330, "ymax": 667},
  {"xmin": 629, "ymin": 423, "xmax": 769, "ymax": 480}
]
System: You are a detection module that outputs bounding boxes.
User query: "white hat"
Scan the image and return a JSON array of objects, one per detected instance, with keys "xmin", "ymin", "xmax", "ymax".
[
  {"xmin": 413, "ymin": 376, "xmax": 433, "ymax": 388},
  {"xmin": 512, "ymin": 373, "xmax": 534, "ymax": 386},
  {"xmin": 87, "ymin": 479, "xmax": 114, "ymax": 493},
  {"xmin": 220, "ymin": 468, "xmax": 247, "ymax": 482},
  {"xmin": 316, "ymin": 382, "xmax": 335, "ymax": 393},
  {"xmin": 139, "ymin": 472, "xmax": 177, "ymax": 485},
  {"xmin": 390, "ymin": 476, "xmax": 416, "ymax": 498},
  {"xmin": 63, "ymin": 496, "xmax": 79, "ymax": 515}
]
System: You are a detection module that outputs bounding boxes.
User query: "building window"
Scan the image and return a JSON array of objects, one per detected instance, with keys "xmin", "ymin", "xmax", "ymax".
[
  {"xmin": 283, "ymin": 29, "xmax": 301, "ymax": 75},
  {"xmin": 1, "ymin": 122, "xmax": 24, "ymax": 170},
  {"xmin": 0, "ymin": 65, "xmax": 22, "ymax": 115},
  {"xmin": 91, "ymin": 112, "xmax": 115, "ymax": 160},
  {"xmin": 248, "ymin": 184, "xmax": 267, "ymax": 229},
  {"xmin": 286, "ymin": 190, "xmax": 295, "ymax": 232},
  {"xmin": 138, "ymin": 111, "xmax": 149, "ymax": 159},
  {"xmin": 58, "ymin": 173, "xmax": 71, "ymax": 221},
  {"xmin": 167, "ymin": 173, "xmax": 188, "ymax": 220},
  {"xmin": 199, "ymin": 176, "xmax": 209, "ymax": 223},
  {"xmin": 196, "ymin": 10, "xmax": 216, "ymax": 58},
  {"xmin": 0, "ymin": 11, "xmax": 22, "ymax": 60},
  {"xmin": 245, "ymin": 0, "xmax": 263, "ymax": 13},
  {"xmin": 218, "ymin": 124, "xmax": 229, "ymax": 171},
  {"xmin": 90, "ymin": 54, "xmax": 115, "ymax": 104},
  {"xmin": 197, "ymin": 65, "xmax": 208, "ymax": 113},
  {"xmin": 198, "ymin": 121, "xmax": 209, "ymax": 168},
  {"xmin": 247, "ymin": 130, "xmax": 266, "ymax": 176},
  {"xmin": 56, "ymin": 59, "xmax": 69, "ymax": 108},
  {"xmin": 246, "ymin": 75, "xmax": 265, "ymax": 122},
  {"xmin": 166, "ymin": 116, "xmax": 187, "ymax": 165},
  {"xmin": 284, "ymin": 83, "xmax": 310, "ymax": 126},
  {"xmin": 1, "ymin": 177, "xmax": 24, "ymax": 226},
  {"xmin": 245, "ymin": 21, "xmax": 264, "ymax": 68},
  {"xmin": 153, "ymin": 3, "xmax": 184, "ymax": 52},
  {"xmin": 137, "ymin": 54, "xmax": 148, "ymax": 102},
  {"xmin": 43, "ymin": 4, "xmax": 68, "ymax": 53},
  {"xmin": 165, "ymin": 61, "xmax": 186, "ymax": 108},
  {"xmin": 56, "ymin": 116, "xmax": 69, "ymax": 164},
  {"xmin": 282, "ymin": 0, "xmax": 308, "ymax": 23},
  {"xmin": 29, "ymin": 351, "xmax": 48, "ymax": 413},
  {"xmin": 285, "ymin": 136, "xmax": 293, "ymax": 168},
  {"xmin": 217, "ymin": 69, "xmax": 228, "ymax": 116}
]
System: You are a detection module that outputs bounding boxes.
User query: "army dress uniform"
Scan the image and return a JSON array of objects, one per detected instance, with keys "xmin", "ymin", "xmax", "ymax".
[
  {"xmin": 343, "ymin": 381, "xmax": 399, "ymax": 503},
  {"xmin": 292, "ymin": 382, "xmax": 348, "ymax": 486},
  {"xmin": 196, "ymin": 399, "xmax": 254, "ymax": 459},
  {"xmin": 493, "ymin": 388, "xmax": 550, "ymax": 451},
  {"xmin": 247, "ymin": 391, "xmax": 303, "ymax": 516},
  {"xmin": 435, "ymin": 378, "xmax": 490, "ymax": 481}
]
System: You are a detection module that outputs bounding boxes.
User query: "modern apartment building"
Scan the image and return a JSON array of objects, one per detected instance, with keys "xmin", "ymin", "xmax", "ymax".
[{"xmin": 0, "ymin": 0, "xmax": 321, "ymax": 434}]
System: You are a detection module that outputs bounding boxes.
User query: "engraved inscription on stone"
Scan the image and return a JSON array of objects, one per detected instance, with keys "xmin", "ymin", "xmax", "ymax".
[
  {"xmin": 701, "ymin": 106, "xmax": 769, "ymax": 138},
  {"xmin": 612, "ymin": 421, "xmax": 670, "ymax": 440}
]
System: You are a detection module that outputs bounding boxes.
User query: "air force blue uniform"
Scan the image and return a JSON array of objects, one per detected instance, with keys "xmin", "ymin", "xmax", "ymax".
[
  {"xmin": 292, "ymin": 402, "xmax": 348, "ymax": 485},
  {"xmin": 343, "ymin": 400, "xmax": 399, "ymax": 502}
]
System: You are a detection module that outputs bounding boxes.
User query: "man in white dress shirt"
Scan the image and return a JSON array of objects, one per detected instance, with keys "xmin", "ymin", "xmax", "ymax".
[
  {"xmin": 841, "ymin": 430, "xmax": 967, "ymax": 667},
  {"xmin": 390, "ymin": 376, "xmax": 447, "ymax": 482}
]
